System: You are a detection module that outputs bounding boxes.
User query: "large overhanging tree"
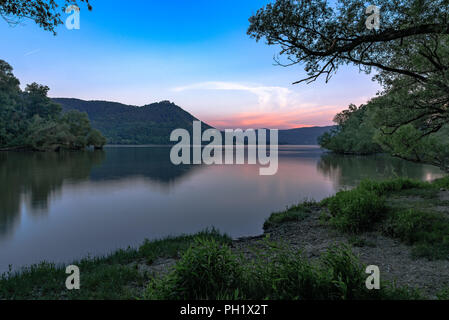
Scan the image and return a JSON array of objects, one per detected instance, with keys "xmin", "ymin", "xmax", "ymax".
[
  {"xmin": 248, "ymin": 0, "xmax": 449, "ymax": 136},
  {"xmin": 0, "ymin": 0, "xmax": 92, "ymax": 34}
]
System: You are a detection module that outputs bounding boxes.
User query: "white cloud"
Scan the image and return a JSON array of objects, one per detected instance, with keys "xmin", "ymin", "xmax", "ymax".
[
  {"xmin": 24, "ymin": 49, "xmax": 41, "ymax": 56},
  {"xmin": 172, "ymin": 81, "xmax": 293, "ymax": 111}
]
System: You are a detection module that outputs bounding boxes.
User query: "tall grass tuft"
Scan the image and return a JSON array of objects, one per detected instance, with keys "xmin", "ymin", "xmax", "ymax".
[{"xmin": 327, "ymin": 188, "xmax": 386, "ymax": 233}]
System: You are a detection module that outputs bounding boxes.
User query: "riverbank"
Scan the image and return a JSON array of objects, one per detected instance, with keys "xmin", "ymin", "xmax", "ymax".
[{"xmin": 1, "ymin": 177, "xmax": 449, "ymax": 300}]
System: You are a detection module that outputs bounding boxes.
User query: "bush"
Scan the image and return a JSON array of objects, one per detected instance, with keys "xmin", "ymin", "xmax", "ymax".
[
  {"xmin": 320, "ymin": 245, "xmax": 367, "ymax": 299},
  {"xmin": 145, "ymin": 239, "xmax": 243, "ymax": 300},
  {"xmin": 383, "ymin": 209, "xmax": 449, "ymax": 260},
  {"xmin": 327, "ymin": 188, "xmax": 386, "ymax": 233},
  {"xmin": 243, "ymin": 243, "xmax": 332, "ymax": 300}
]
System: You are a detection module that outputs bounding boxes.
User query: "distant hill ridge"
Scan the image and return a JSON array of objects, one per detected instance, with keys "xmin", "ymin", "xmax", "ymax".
[
  {"xmin": 278, "ymin": 126, "xmax": 335, "ymax": 145},
  {"xmin": 52, "ymin": 98, "xmax": 334, "ymax": 145},
  {"xmin": 53, "ymin": 98, "xmax": 213, "ymax": 145}
]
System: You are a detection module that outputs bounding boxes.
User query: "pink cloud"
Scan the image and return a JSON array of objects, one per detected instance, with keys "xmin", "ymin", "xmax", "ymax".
[{"xmin": 202, "ymin": 106, "xmax": 343, "ymax": 129}]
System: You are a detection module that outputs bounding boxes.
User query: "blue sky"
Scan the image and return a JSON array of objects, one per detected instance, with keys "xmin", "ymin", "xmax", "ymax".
[{"xmin": 0, "ymin": 0, "xmax": 379, "ymax": 129}]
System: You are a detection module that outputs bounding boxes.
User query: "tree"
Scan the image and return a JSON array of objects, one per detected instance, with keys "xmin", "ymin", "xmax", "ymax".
[
  {"xmin": 318, "ymin": 103, "xmax": 381, "ymax": 154},
  {"xmin": 62, "ymin": 110, "xmax": 91, "ymax": 149},
  {"xmin": 250, "ymin": 0, "xmax": 449, "ymax": 168},
  {"xmin": 0, "ymin": 0, "xmax": 92, "ymax": 34},
  {"xmin": 248, "ymin": 0, "xmax": 449, "ymax": 84},
  {"xmin": 87, "ymin": 129, "xmax": 107, "ymax": 149},
  {"xmin": 0, "ymin": 59, "xmax": 106, "ymax": 151},
  {"xmin": 0, "ymin": 60, "xmax": 25, "ymax": 147},
  {"xmin": 24, "ymin": 83, "xmax": 62, "ymax": 119}
]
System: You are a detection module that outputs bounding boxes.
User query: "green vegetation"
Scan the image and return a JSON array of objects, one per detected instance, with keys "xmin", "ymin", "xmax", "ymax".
[
  {"xmin": 53, "ymin": 98, "xmax": 214, "ymax": 145},
  {"xmin": 262, "ymin": 177, "xmax": 449, "ymax": 261},
  {"xmin": 263, "ymin": 200, "xmax": 317, "ymax": 230},
  {"xmin": 0, "ymin": 229, "xmax": 230, "ymax": 299},
  {"xmin": 4, "ymin": 227, "xmax": 420, "ymax": 300},
  {"xmin": 145, "ymin": 238, "xmax": 243, "ymax": 300},
  {"xmin": 318, "ymin": 100, "xmax": 449, "ymax": 172},
  {"xmin": 146, "ymin": 240, "xmax": 421, "ymax": 300},
  {"xmin": 247, "ymin": 0, "xmax": 449, "ymax": 171},
  {"xmin": 0, "ymin": 60, "xmax": 106, "ymax": 151},
  {"xmin": 318, "ymin": 177, "xmax": 449, "ymax": 260},
  {"xmin": 326, "ymin": 188, "xmax": 386, "ymax": 233},
  {"xmin": 318, "ymin": 104, "xmax": 381, "ymax": 155},
  {"xmin": 437, "ymin": 287, "xmax": 449, "ymax": 300},
  {"xmin": 383, "ymin": 210, "xmax": 449, "ymax": 260},
  {"xmin": 0, "ymin": 1, "xmax": 92, "ymax": 34}
]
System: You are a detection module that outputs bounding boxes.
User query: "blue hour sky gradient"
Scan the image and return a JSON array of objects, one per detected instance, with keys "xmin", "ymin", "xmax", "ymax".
[{"xmin": 0, "ymin": 0, "xmax": 380, "ymax": 129}]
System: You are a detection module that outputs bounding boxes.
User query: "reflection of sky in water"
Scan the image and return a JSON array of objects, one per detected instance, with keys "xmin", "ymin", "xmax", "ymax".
[{"xmin": 0, "ymin": 146, "xmax": 445, "ymax": 272}]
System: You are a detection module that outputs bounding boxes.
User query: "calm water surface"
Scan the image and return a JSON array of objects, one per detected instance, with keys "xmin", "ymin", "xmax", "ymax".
[{"xmin": 0, "ymin": 146, "xmax": 445, "ymax": 272}]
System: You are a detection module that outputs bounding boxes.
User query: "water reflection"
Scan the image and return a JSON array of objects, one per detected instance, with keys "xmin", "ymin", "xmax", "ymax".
[
  {"xmin": 0, "ymin": 146, "xmax": 445, "ymax": 272},
  {"xmin": 0, "ymin": 148, "xmax": 202, "ymax": 239},
  {"xmin": 317, "ymin": 153, "xmax": 443, "ymax": 190},
  {"xmin": 0, "ymin": 151, "xmax": 105, "ymax": 237}
]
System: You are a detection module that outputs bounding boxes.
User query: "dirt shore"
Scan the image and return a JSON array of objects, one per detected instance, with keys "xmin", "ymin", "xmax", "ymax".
[{"xmin": 232, "ymin": 209, "xmax": 449, "ymax": 299}]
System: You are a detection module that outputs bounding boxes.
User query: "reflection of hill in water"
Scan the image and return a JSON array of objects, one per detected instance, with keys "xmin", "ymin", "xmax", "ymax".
[
  {"xmin": 89, "ymin": 147, "xmax": 201, "ymax": 185},
  {"xmin": 0, "ymin": 148, "xmax": 200, "ymax": 239},
  {"xmin": 317, "ymin": 153, "xmax": 444, "ymax": 190}
]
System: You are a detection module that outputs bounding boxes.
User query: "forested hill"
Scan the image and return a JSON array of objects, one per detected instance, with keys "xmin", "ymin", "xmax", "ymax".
[
  {"xmin": 278, "ymin": 126, "xmax": 335, "ymax": 145},
  {"xmin": 52, "ymin": 98, "xmax": 213, "ymax": 144}
]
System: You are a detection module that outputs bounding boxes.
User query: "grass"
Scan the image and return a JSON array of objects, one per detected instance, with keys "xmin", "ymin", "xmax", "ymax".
[
  {"xmin": 318, "ymin": 177, "xmax": 449, "ymax": 260},
  {"xmin": 383, "ymin": 209, "xmax": 449, "ymax": 260},
  {"xmin": 437, "ymin": 287, "xmax": 449, "ymax": 300},
  {"xmin": 0, "ymin": 228, "xmax": 231, "ymax": 300},
  {"xmin": 263, "ymin": 200, "xmax": 317, "ymax": 230},
  {"xmin": 326, "ymin": 188, "xmax": 386, "ymax": 233},
  {"xmin": 145, "ymin": 238, "xmax": 243, "ymax": 300},
  {"xmin": 264, "ymin": 176, "xmax": 449, "ymax": 261},
  {"xmin": 145, "ymin": 239, "xmax": 422, "ymax": 300}
]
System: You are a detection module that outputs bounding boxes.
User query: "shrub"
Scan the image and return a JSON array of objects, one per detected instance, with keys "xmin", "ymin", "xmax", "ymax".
[
  {"xmin": 319, "ymin": 244, "xmax": 367, "ymax": 299},
  {"xmin": 383, "ymin": 209, "xmax": 449, "ymax": 260},
  {"xmin": 243, "ymin": 243, "xmax": 331, "ymax": 300},
  {"xmin": 327, "ymin": 188, "xmax": 386, "ymax": 233},
  {"xmin": 145, "ymin": 238, "xmax": 243, "ymax": 300}
]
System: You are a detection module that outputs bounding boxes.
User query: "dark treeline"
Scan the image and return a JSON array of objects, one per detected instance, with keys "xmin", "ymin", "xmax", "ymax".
[
  {"xmin": 0, "ymin": 60, "xmax": 106, "ymax": 151},
  {"xmin": 318, "ymin": 99, "xmax": 449, "ymax": 171}
]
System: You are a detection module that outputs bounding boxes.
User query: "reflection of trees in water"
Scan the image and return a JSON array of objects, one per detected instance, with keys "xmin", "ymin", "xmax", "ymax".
[
  {"xmin": 317, "ymin": 153, "xmax": 442, "ymax": 190},
  {"xmin": 0, "ymin": 151, "xmax": 105, "ymax": 238},
  {"xmin": 0, "ymin": 147, "xmax": 202, "ymax": 238}
]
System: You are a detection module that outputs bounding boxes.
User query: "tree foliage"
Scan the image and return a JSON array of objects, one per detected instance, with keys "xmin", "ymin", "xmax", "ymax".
[
  {"xmin": 0, "ymin": 0, "xmax": 92, "ymax": 34},
  {"xmin": 249, "ymin": 0, "xmax": 449, "ymax": 169},
  {"xmin": 0, "ymin": 59, "xmax": 106, "ymax": 151},
  {"xmin": 318, "ymin": 103, "xmax": 381, "ymax": 154},
  {"xmin": 248, "ymin": 0, "xmax": 449, "ymax": 84}
]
